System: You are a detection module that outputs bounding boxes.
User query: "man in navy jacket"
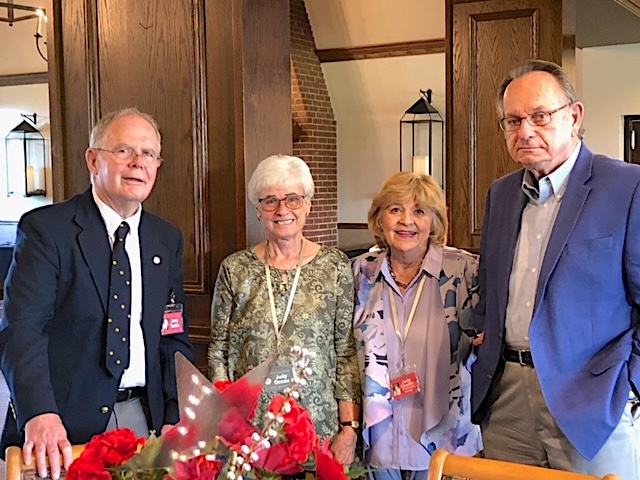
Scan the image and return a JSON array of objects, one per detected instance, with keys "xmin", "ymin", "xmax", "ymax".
[
  {"xmin": 0, "ymin": 108, "xmax": 193, "ymax": 479},
  {"xmin": 472, "ymin": 60, "xmax": 640, "ymax": 479}
]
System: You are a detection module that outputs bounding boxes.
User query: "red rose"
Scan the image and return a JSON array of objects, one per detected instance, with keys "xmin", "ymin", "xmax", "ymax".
[
  {"xmin": 213, "ymin": 380, "xmax": 233, "ymax": 392},
  {"xmin": 170, "ymin": 454, "xmax": 224, "ymax": 480},
  {"xmin": 67, "ymin": 428, "xmax": 145, "ymax": 479}
]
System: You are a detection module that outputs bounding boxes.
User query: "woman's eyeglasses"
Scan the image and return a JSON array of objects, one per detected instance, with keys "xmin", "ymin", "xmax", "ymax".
[{"xmin": 258, "ymin": 194, "xmax": 306, "ymax": 212}]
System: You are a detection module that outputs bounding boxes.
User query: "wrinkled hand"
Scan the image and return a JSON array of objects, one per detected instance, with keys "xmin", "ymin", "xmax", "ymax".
[
  {"xmin": 23, "ymin": 413, "xmax": 72, "ymax": 480},
  {"xmin": 330, "ymin": 427, "xmax": 357, "ymax": 465}
]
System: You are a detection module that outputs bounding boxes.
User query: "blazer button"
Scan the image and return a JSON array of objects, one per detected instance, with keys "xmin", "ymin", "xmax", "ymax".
[
  {"xmin": 101, "ymin": 406, "xmax": 110, "ymax": 414},
  {"xmin": 486, "ymin": 373, "xmax": 493, "ymax": 379}
]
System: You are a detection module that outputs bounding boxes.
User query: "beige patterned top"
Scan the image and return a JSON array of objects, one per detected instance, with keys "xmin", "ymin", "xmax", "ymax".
[{"xmin": 208, "ymin": 246, "xmax": 361, "ymax": 438}]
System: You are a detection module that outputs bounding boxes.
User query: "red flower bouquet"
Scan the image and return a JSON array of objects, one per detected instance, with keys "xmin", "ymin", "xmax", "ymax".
[{"xmin": 67, "ymin": 348, "xmax": 359, "ymax": 480}]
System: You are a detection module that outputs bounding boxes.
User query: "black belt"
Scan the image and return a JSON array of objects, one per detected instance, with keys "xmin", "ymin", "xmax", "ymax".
[
  {"xmin": 116, "ymin": 387, "xmax": 145, "ymax": 402},
  {"xmin": 503, "ymin": 347, "xmax": 534, "ymax": 366}
]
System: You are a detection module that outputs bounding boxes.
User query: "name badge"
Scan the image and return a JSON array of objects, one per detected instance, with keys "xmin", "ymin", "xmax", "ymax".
[
  {"xmin": 264, "ymin": 365, "xmax": 294, "ymax": 393},
  {"xmin": 389, "ymin": 365, "xmax": 421, "ymax": 401},
  {"xmin": 162, "ymin": 303, "xmax": 184, "ymax": 335}
]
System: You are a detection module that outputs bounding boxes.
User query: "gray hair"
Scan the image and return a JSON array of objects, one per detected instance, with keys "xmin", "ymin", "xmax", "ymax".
[
  {"xmin": 89, "ymin": 107, "xmax": 162, "ymax": 150},
  {"xmin": 496, "ymin": 59, "xmax": 583, "ymax": 139},
  {"xmin": 247, "ymin": 155, "xmax": 315, "ymax": 206}
]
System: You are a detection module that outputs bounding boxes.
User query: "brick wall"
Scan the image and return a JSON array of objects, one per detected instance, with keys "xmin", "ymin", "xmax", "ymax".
[{"xmin": 290, "ymin": 0, "xmax": 338, "ymax": 246}]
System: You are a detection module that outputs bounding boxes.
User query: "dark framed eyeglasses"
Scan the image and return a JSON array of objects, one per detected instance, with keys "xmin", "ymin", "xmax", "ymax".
[
  {"xmin": 499, "ymin": 103, "xmax": 572, "ymax": 132},
  {"xmin": 94, "ymin": 145, "xmax": 163, "ymax": 167},
  {"xmin": 258, "ymin": 194, "xmax": 306, "ymax": 212}
]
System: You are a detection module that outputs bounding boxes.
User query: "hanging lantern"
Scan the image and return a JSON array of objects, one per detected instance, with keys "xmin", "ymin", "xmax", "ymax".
[
  {"xmin": 400, "ymin": 89, "xmax": 444, "ymax": 187},
  {"xmin": 5, "ymin": 114, "xmax": 47, "ymax": 197}
]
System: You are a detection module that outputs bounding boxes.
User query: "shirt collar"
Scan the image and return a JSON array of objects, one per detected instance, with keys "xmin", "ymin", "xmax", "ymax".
[
  {"xmin": 377, "ymin": 242, "xmax": 443, "ymax": 283},
  {"xmin": 521, "ymin": 140, "xmax": 581, "ymax": 203},
  {"xmin": 92, "ymin": 187, "xmax": 142, "ymax": 237}
]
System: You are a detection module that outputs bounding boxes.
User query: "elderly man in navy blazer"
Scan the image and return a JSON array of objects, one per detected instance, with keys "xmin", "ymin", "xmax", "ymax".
[
  {"xmin": 471, "ymin": 59, "xmax": 640, "ymax": 479},
  {"xmin": 0, "ymin": 108, "xmax": 194, "ymax": 479}
]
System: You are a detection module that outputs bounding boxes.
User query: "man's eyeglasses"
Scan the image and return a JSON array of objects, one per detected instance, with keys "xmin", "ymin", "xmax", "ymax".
[
  {"xmin": 499, "ymin": 103, "xmax": 572, "ymax": 132},
  {"xmin": 94, "ymin": 145, "xmax": 163, "ymax": 167},
  {"xmin": 258, "ymin": 194, "xmax": 306, "ymax": 212}
]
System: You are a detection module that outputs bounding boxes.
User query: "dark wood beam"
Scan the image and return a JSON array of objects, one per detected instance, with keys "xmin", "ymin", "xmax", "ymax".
[
  {"xmin": 0, "ymin": 72, "xmax": 48, "ymax": 87},
  {"xmin": 317, "ymin": 38, "xmax": 445, "ymax": 63},
  {"xmin": 338, "ymin": 222, "xmax": 368, "ymax": 230}
]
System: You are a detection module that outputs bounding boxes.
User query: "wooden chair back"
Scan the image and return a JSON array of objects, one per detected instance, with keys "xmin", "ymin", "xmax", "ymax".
[
  {"xmin": 427, "ymin": 449, "xmax": 622, "ymax": 480},
  {"xmin": 5, "ymin": 445, "xmax": 85, "ymax": 480}
]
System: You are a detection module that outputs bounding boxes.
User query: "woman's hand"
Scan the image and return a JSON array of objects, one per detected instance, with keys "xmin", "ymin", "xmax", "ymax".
[{"xmin": 330, "ymin": 426, "xmax": 358, "ymax": 465}]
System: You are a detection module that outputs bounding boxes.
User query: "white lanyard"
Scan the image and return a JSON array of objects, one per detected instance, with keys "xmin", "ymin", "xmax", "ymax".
[
  {"xmin": 265, "ymin": 239, "xmax": 304, "ymax": 340},
  {"xmin": 388, "ymin": 275, "xmax": 426, "ymax": 366}
]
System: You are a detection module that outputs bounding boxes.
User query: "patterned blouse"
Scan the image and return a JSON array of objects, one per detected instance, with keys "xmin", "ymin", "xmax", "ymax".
[
  {"xmin": 352, "ymin": 245, "xmax": 482, "ymax": 465},
  {"xmin": 208, "ymin": 246, "xmax": 361, "ymax": 438}
]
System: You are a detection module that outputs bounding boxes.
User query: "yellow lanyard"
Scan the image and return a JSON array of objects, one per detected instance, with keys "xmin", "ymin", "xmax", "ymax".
[
  {"xmin": 265, "ymin": 239, "xmax": 304, "ymax": 340},
  {"xmin": 388, "ymin": 275, "xmax": 426, "ymax": 367}
]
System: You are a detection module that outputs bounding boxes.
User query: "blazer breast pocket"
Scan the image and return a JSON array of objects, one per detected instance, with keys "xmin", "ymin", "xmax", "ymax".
[{"xmin": 566, "ymin": 236, "xmax": 614, "ymax": 255}]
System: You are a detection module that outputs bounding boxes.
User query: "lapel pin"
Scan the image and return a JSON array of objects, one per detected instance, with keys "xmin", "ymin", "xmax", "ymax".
[{"xmin": 153, "ymin": 256, "xmax": 161, "ymax": 265}]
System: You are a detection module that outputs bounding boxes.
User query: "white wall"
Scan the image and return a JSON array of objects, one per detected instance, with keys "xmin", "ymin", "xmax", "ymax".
[
  {"xmin": 0, "ymin": 84, "xmax": 53, "ymax": 222},
  {"xmin": 324, "ymin": 54, "xmax": 445, "ymax": 222},
  {"xmin": 578, "ymin": 43, "xmax": 640, "ymax": 159}
]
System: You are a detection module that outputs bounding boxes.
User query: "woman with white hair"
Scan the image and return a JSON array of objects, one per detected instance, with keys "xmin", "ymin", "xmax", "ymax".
[{"xmin": 208, "ymin": 155, "xmax": 361, "ymax": 469}]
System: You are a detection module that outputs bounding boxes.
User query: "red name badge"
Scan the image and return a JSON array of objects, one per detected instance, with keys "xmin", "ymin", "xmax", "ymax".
[
  {"xmin": 390, "ymin": 370, "xmax": 421, "ymax": 401},
  {"xmin": 162, "ymin": 303, "xmax": 184, "ymax": 335}
]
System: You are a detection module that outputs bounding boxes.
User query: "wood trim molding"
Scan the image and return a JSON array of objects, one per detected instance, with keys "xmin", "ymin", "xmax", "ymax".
[
  {"xmin": 338, "ymin": 222, "xmax": 368, "ymax": 230},
  {"xmin": 0, "ymin": 72, "xmax": 48, "ymax": 87},
  {"xmin": 316, "ymin": 38, "xmax": 445, "ymax": 63}
]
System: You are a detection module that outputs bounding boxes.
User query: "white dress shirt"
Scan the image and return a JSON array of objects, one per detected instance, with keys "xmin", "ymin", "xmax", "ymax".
[{"xmin": 92, "ymin": 188, "xmax": 146, "ymax": 388}]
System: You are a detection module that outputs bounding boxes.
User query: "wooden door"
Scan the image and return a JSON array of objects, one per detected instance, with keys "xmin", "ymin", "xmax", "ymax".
[
  {"xmin": 624, "ymin": 115, "xmax": 640, "ymax": 165},
  {"xmin": 446, "ymin": 0, "xmax": 563, "ymax": 251}
]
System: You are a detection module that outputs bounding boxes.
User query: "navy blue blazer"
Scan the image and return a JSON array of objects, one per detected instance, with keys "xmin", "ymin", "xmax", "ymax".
[
  {"xmin": 471, "ymin": 144, "xmax": 640, "ymax": 460},
  {"xmin": 0, "ymin": 188, "xmax": 194, "ymax": 451}
]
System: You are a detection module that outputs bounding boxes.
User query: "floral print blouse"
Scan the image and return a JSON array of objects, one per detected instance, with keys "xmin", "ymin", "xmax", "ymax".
[
  {"xmin": 208, "ymin": 246, "xmax": 361, "ymax": 438},
  {"xmin": 352, "ymin": 245, "xmax": 482, "ymax": 462}
]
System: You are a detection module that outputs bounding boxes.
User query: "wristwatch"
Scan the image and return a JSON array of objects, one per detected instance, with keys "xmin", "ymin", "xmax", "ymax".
[{"xmin": 340, "ymin": 419, "xmax": 360, "ymax": 430}]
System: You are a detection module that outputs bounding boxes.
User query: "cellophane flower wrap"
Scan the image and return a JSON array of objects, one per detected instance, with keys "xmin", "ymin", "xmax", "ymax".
[{"xmin": 66, "ymin": 348, "xmax": 360, "ymax": 479}]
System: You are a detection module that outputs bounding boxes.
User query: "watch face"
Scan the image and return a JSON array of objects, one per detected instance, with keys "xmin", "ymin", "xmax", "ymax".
[{"xmin": 341, "ymin": 420, "xmax": 359, "ymax": 428}]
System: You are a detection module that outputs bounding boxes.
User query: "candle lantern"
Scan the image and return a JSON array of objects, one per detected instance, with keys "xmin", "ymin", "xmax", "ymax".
[
  {"xmin": 399, "ymin": 89, "xmax": 444, "ymax": 187},
  {"xmin": 5, "ymin": 114, "xmax": 47, "ymax": 197}
]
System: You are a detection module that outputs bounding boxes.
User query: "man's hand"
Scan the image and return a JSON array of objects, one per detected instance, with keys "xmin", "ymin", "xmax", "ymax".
[
  {"xmin": 330, "ymin": 426, "xmax": 357, "ymax": 465},
  {"xmin": 23, "ymin": 413, "xmax": 72, "ymax": 480}
]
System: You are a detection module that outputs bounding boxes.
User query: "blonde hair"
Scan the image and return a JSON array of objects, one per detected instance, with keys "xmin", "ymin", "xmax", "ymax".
[{"xmin": 368, "ymin": 172, "xmax": 448, "ymax": 248}]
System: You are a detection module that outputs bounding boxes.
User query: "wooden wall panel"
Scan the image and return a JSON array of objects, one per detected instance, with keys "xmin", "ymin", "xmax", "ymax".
[
  {"xmin": 52, "ymin": 0, "xmax": 292, "ymax": 372},
  {"xmin": 446, "ymin": 0, "xmax": 562, "ymax": 251}
]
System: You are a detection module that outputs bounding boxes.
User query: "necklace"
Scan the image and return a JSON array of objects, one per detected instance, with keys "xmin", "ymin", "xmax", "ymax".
[
  {"xmin": 387, "ymin": 250, "xmax": 427, "ymax": 289},
  {"xmin": 266, "ymin": 239, "xmax": 304, "ymax": 294},
  {"xmin": 271, "ymin": 266, "xmax": 290, "ymax": 294}
]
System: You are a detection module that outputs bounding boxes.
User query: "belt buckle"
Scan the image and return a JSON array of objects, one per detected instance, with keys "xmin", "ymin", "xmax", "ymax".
[{"xmin": 517, "ymin": 350, "xmax": 527, "ymax": 366}]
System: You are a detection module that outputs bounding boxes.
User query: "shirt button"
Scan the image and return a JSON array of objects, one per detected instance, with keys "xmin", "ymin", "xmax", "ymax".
[
  {"xmin": 101, "ymin": 406, "xmax": 110, "ymax": 414},
  {"xmin": 526, "ymin": 301, "xmax": 532, "ymax": 307},
  {"xmin": 531, "ymin": 267, "xmax": 537, "ymax": 273},
  {"xmin": 536, "ymin": 234, "xmax": 542, "ymax": 240},
  {"xmin": 543, "ymin": 203, "xmax": 549, "ymax": 209},
  {"xmin": 524, "ymin": 335, "xmax": 529, "ymax": 341}
]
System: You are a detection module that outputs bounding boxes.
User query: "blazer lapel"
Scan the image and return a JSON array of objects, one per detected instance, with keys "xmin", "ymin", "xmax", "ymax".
[
  {"xmin": 75, "ymin": 189, "xmax": 111, "ymax": 312},
  {"xmin": 535, "ymin": 145, "xmax": 593, "ymax": 309},
  {"xmin": 139, "ymin": 213, "xmax": 170, "ymax": 331}
]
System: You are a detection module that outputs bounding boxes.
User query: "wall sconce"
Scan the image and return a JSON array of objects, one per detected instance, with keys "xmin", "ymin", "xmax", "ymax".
[
  {"xmin": 5, "ymin": 114, "xmax": 47, "ymax": 197},
  {"xmin": 0, "ymin": 1, "xmax": 48, "ymax": 62},
  {"xmin": 400, "ymin": 89, "xmax": 444, "ymax": 187}
]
